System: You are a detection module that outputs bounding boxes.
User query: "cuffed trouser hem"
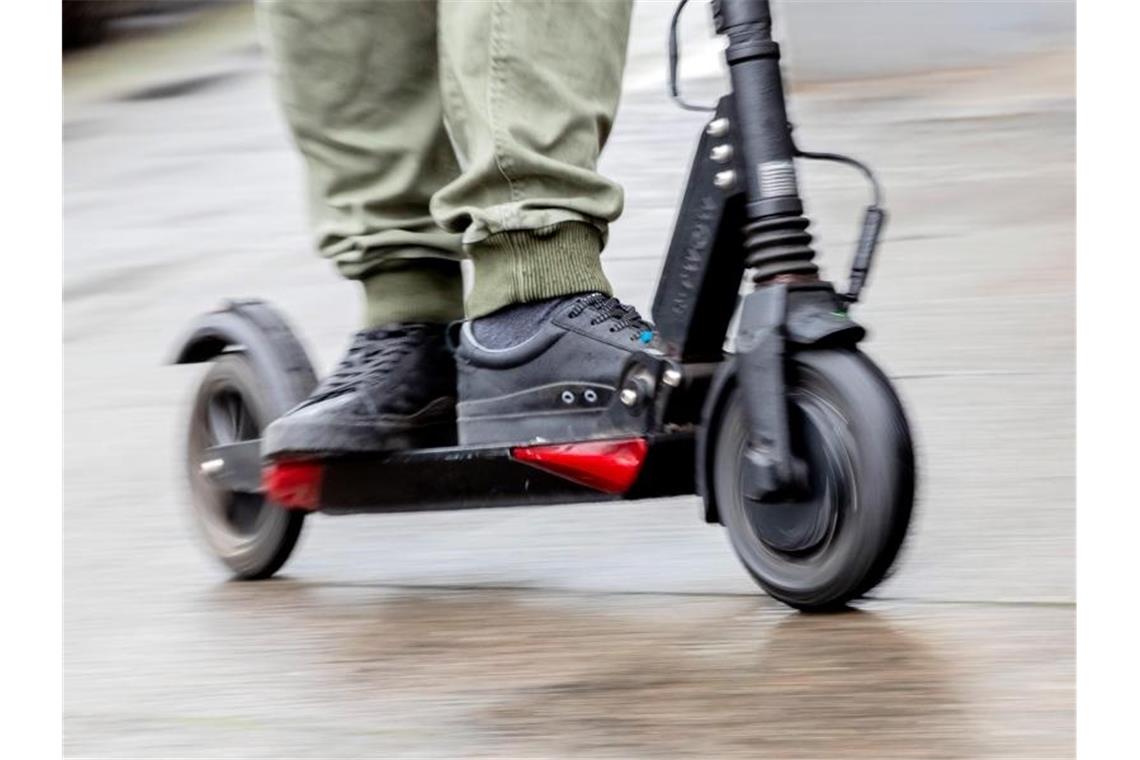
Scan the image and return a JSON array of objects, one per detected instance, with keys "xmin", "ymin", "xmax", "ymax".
[
  {"xmin": 465, "ymin": 222, "xmax": 613, "ymax": 318},
  {"xmin": 360, "ymin": 258, "xmax": 464, "ymax": 327}
]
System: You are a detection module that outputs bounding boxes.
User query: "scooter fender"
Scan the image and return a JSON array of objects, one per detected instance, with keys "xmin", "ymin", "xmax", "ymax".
[
  {"xmin": 168, "ymin": 299, "xmax": 318, "ymax": 413},
  {"xmin": 782, "ymin": 285, "xmax": 866, "ymax": 347}
]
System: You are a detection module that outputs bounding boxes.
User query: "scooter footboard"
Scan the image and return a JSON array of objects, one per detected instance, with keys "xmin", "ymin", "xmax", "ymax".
[{"xmin": 206, "ymin": 434, "xmax": 697, "ymax": 515}]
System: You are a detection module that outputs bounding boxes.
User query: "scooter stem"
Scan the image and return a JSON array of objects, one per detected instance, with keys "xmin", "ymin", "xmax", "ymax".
[{"xmin": 712, "ymin": 0, "xmax": 819, "ymax": 282}]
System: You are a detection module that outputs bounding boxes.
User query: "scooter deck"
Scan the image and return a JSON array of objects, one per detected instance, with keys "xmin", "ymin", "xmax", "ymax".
[{"xmin": 206, "ymin": 433, "xmax": 697, "ymax": 515}]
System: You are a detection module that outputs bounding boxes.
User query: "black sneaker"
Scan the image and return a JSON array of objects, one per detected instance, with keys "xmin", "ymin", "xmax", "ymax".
[
  {"xmin": 262, "ymin": 323, "xmax": 457, "ymax": 457},
  {"xmin": 454, "ymin": 293, "xmax": 660, "ymax": 446}
]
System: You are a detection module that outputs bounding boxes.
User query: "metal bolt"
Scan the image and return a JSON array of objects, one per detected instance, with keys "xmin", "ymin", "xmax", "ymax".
[
  {"xmin": 199, "ymin": 458, "xmax": 224, "ymax": 476},
  {"xmin": 710, "ymin": 144, "xmax": 733, "ymax": 163},
  {"xmin": 619, "ymin": 387, "xmax": 639, "ymax": 407},
  {"xmin": 706, "ymin": 117, "xmax": 730, "ymax": 137},
  {"xmin": 662, "ymin": 368, "xmax": 683, "ymax": 388},
  {"xmin": 713, "ymin": 170, "xmax": 737, "ymax": 190}
]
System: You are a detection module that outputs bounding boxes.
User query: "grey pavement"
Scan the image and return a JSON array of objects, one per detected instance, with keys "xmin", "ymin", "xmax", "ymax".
[{"xmin": 64, "ymin": 3, "xmax": 1075, "ymax": 757}]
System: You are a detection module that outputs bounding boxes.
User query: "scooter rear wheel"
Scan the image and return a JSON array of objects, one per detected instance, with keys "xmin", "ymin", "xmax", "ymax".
[
  {"xmin": 186, "ymin": 354, "xmax": 304, "ymax": 579},
  {"xmin": 712, "ymin": 348, "xmax": 915, "ymax": 610}
]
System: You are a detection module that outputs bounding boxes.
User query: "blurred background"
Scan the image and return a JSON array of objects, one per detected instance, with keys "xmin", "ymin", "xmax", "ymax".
[{"xmin": 64, "ymin": 0, "xmax": 1074, "ymax": 757}]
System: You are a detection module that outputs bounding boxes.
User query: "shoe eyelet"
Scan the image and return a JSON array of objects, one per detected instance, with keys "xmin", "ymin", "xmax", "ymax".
[
  {"xmin": 583, "ymin": 389, "xmax": 598, "ymax": 403},
  {"xmin": 561, "ymin": 390, "xmax": 575, "ymax": 404}
]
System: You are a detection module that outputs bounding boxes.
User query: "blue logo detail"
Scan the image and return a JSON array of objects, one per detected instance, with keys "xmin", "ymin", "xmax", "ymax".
[{"xmin": 639, "ymin": 330, "xmax": 654, "ymax": 344}]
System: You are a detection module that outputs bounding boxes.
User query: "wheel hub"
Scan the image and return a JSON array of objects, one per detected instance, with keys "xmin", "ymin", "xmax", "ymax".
[{"xmin": 743, "ymin": 400, "xmax": 843, "ymax": 553}]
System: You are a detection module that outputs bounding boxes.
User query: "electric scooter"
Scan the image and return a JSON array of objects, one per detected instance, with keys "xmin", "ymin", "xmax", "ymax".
[{"xmin": 171, "ymin": 0, "xmax": 916, "ymax": 611}]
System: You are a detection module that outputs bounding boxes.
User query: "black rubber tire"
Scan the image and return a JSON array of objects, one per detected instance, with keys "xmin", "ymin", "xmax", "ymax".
[
  {"xmin": 186, "ymin": 354, "xmax": 304, "ymax": 580},
  {"xmin": 712, "ymin": 348, "xmax": 915, "ymax": 611}
]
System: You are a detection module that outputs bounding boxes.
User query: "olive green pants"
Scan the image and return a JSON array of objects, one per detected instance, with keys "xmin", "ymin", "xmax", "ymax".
[{"xmin": 259, "ymin": 0, "xmax": 633, "ymax": 325}]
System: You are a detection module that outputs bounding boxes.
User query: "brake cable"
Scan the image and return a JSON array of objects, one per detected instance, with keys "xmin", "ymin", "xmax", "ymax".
[
  {"xmin": 668, "ymin": 0, "xmax": 717, "ymax": 112},
  {"xmin": 794, "ymin": 146, "xmax": 887, "ymax": 304}
]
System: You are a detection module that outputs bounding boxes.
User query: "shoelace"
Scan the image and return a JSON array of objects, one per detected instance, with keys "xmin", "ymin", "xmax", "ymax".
[
  {"xmin": 308, "ymin": 325, "xmax": 425, "ymax": 403},
  {"xmin": 567, "ymin": 293, "xmax": 655, "ymax": 343}
]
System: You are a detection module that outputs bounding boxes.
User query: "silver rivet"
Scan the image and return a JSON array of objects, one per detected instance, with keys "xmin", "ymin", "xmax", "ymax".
[
  {"xmin": 713, "ymin": 170, "xmax": 737, "ymax": 190},
  {"xmin": 706, "ymin": 118, "xmax": 730, "ymax": 137},
  {"xmin": 710, "ymin": 144, "xmax": 733, "ymax": 163},
  {"xmin": 561, "ymin": 390, "xmax": 575, "ymax": 404},
  {"xmin": 662, "ymin": 368, "xmax": 683, "ymax": 387},
  {"xmin": 619, "ymin": 388, "xmax": 639, "ymax": 407},
  {"xmin": 199, "ymin": 458, "xmax": 224, "ymax": 476},
  {"xmin": 583, "ymin": 389, "xmax": 598, "ymax": 403}
]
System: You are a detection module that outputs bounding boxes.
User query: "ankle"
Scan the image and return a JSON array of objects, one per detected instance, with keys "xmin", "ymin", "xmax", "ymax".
[
  {"xmin": 465, "ymin": 222, "xmax": 612, "ymax": 319},
  {"xmin": 471, "ymin": 293, "xmax": 593, "ymax": 349},
  {"xmin": 360, "ymin": 260, "xmax": 464, "ymax": 328}
]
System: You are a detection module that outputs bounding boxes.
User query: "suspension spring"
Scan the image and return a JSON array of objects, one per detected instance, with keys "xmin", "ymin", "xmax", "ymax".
[{"xmin": 743, "ymin": 214, "xmax": 819, "ymax": 283}]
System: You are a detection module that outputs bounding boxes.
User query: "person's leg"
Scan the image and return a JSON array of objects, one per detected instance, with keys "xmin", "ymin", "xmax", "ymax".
[
  {"xmin": 260, "ymin": 0, "xmax": 461, "ymax": 456},
  {"xmin": 431, "ymin": 0, "xmax": 665, "ymax": 445},
  {"xmin": 434, "ymin": 0, "xmax": 634, "ymax": 318},
  {"xmin": 260, "ymin": 0, "xmax": 464, "ymax": 327}
]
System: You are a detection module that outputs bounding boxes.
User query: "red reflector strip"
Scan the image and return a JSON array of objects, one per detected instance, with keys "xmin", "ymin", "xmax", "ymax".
[
  {"xmin": 511, "ymin": 438, "xmax": 649, "ymax": 494},
  {"xmin": 262, "ymin": 460, "xmax": 324, "ymax": 510}
]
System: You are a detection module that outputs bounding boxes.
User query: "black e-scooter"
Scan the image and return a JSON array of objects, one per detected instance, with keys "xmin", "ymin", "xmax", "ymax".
[{"xmin": 172, "ymin": 0, "xmax": 915, "ymax": 611}]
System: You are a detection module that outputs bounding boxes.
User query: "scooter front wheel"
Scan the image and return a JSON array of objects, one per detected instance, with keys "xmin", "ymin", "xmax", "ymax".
[
  {"xmin": 712, "ymin": 348, "xmax": 915, "ymax": 610},
  {"xmin": 186, "ymin": 354, "xmax": 304, "ymax": 579}
]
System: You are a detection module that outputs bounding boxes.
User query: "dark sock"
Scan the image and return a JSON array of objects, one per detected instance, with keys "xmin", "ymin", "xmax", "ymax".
[{"xmin": 471, "ymin": 292, "xmax": 599, "ymax": 349}]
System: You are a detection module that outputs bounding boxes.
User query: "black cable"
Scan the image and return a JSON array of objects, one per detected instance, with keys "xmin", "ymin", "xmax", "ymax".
[
  {"xmin": 794, "ymin": 147, "xmax": 884, "ymax": 207},
  {"xmin": 793, "ymin": 146, "xmax": 887, "ymax": 304},
  {"xmin": 668, "ymin": 0, "xmax": 717, "ymax": 112}
]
